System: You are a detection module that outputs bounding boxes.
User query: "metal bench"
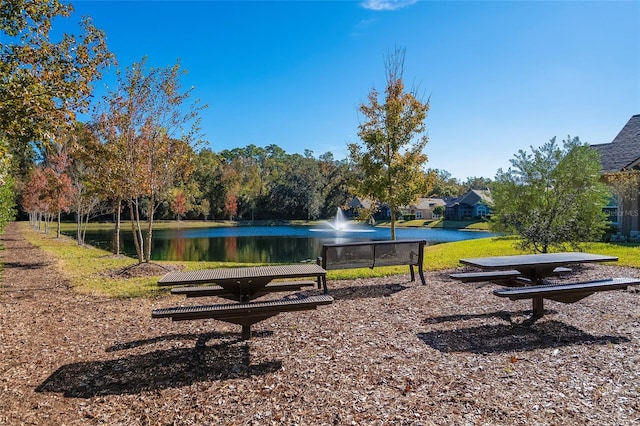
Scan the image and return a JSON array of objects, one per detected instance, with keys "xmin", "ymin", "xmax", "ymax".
[
  {"xmin": 493, "ymin": 277, "xmax": 640, "ymax": 304},
  {"xmin": 317, "ymin": 239, "xmax": 426, "ymax": 290},
  {"xmin": 152, "ymin": 295, "xmax": 334, "ymax": 339},
  {"xmin": 170, "ymin": 280, "xmax": 316, "ymax": 298},
  {"xmin": 450, "ymin": 267, "xmax": 572, "ymax": 284}
]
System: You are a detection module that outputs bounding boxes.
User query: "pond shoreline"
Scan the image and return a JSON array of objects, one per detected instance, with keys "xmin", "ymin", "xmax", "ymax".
[
  {"xmin": 61, "ymin": 222, "xmax": 497, "ymax": 263},
  {"xmin": 58, "ymin": 218, "xmax": 490, "ymax": 232}
]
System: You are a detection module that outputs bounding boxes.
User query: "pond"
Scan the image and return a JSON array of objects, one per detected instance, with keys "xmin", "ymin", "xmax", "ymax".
[{"xmin": 68, "ymin": 224, "xmax": 497, "ymax": 263}]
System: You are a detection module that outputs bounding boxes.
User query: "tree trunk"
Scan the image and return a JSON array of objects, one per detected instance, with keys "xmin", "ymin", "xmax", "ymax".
[
  {"xmin": 56, "ymin": 211, "xmax": 61, "ymax": 238},
  {"xmin": 76, "ymin": 211, "xmax": 83, "ymax": 245},
  {"xmin": 114, "ymin": 197, "xmax": 122, "ymax": 255},
  {"xmin": 128, "ymin": 198, "xmax": 144, "ymax": 263},
  {"xmin": 390, "ymin": 207, "xmax": 396, "ymax": 240},
  {"xmin": 145, "ymin": 195, "xmax": 155, "ymax": 263}
]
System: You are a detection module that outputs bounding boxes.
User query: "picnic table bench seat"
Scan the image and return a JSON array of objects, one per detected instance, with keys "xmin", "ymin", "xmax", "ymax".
[
  {"xmin": 493, "ymin": 277, "xmax": 640, "ymax": 304},
  {"xmin": 152, "ymin": 295, "xmax": 334, "ymax": 340},
  {"xmin": 170, "ymin": 280, "xmax": 316, "ymax": 298},
  {"xmin": 449, "ymin": 267, "xmax": 572, "ymax": 283}
]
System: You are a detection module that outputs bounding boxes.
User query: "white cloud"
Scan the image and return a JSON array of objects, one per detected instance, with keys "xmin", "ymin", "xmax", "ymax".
[{"xmin": 360, "ymin": 0, "xmax": 418, "ymax": 11}]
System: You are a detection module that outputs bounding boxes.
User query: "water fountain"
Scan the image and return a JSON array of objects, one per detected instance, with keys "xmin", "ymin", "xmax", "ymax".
[
  {"xmin": 310, "ymin": 208, "xmax": 374, "ymax": 233},
  {"xmin": 327, "ymin": 208, "xmax": 349, "ymax": 231}
]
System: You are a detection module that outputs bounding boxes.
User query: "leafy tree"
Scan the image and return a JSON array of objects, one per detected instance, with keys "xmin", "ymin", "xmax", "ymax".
[
  {"xmin": 224, "ymin": 193, "xmax": 238, "ymax": 220},
  {"xmin": 170, "ymin": 190, "xmax": 188, "ymax": 220},
  {"xmin": 427, "ymin": 169, "xmax": 462, "ymax": 197},
  {"xmin": 463, "ymin": 176, "xmax": 492, "ymax": 191},
  {"xmin": 348, "ymin": 47, "xmax": 431, "ymax": 239},
  {"xmin": 266, "ymin": 153, "xmax": 324, "ymax": 220},
  {"xmin": 433, "ymin": 205, "xmax": 445, "ymax": 218},
  {"xmin": 42, "ymin": 158, "xmax": 75, "ymax": 238},
  {"xmin": 79, "ymin": 122, "xmax": 129, "ymax": 254},
  {"xmin": 192, "ymin": 148, "xmax": 224, "ymax": 219},
  {"xmin": 19, "ymin": 157, "xmax": 74, "ymax": 236},
  {"xmin": 218, "ymin": 148, "xmax": 261, "ymax": 220},
  {"xmin": 491, "ymin": 136, "xmax": 610, "ymax": 253},
  {"xmin": 0, "ymin": 138, "xmax": 16, "ymax": 233},
  {"xmin": 1, "ymin": 1, "xmax": 110, "ymax": 227},
  {"xmin": 65, "ymin": 123, "xmax": 112, "ymax": 245},
  {"xmin": 94, "ymin": 58, "xmax": 204, "ymax": 262},
  {"xmin": 20, "ymin": 167, "xmax": 48, "ymax": 228},
  {"xmin": 0, "ymin": 0, "xmax": 113, "ymax": 155}
]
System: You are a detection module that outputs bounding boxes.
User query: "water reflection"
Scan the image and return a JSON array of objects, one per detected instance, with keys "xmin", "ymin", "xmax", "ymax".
[{"xmin": 69, "ymin": 225, "xmax": 496, "ymax": 263}]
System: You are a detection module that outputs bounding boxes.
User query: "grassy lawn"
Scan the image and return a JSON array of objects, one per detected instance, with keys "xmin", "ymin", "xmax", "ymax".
[
  {"xmin": 57, "ymin": 220, "xmax": 235, "ymax": 233},
  {"xmin": 375, "ymin": 218, "xmax": 490, "ymax": 230},
  {"xmin": 13, "ymin": 221, "xmax": 640, "ymax": 299}
]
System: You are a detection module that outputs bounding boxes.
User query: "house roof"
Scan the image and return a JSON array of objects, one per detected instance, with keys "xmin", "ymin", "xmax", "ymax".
[
  {"xmin": 413, "ymin": 197, "xmax": 446, "ymax": 210},
  {"xmin": 450, "ymin": 189, "xmax": 492, "ymax": 207},
  {"xmin": 349, "ymin": 197, "xmax": 377, "ymax": 210},
  {"xmin": 591, "ymin": 114, "xmax": 640, "ymax": 172}
]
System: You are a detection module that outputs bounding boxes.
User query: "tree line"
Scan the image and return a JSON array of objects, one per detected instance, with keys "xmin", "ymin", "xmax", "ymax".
[{"xmin": 14, "ymin": 120, "xmax": 485, "ymax": 236}]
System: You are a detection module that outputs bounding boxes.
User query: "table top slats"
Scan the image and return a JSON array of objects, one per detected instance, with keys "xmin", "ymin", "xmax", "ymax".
[
  {"xmin": 158, "ymin": 264, "xmax": 326, "ymax": 286},
  {"xmin": 460, "ymin": 252, "xmax": 617, "ymax": 269}
]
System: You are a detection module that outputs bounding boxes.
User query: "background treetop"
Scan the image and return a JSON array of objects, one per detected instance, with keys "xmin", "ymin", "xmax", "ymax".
[
  {"xmin": 349, "ymin": 47, "xmax": 432, "ymax": 239},
  {"xmin": 490, "ymin": 136, "xmax": 610, "ymax": 253},
  {"xmin": 0, "ymin": 0, "xmax": 113, "ymax": 144}
]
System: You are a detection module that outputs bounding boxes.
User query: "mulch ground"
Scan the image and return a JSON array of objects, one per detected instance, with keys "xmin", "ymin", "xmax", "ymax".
[{"xmin": 1, "ymin": 221, "xmax": 640, "ymax": 425}]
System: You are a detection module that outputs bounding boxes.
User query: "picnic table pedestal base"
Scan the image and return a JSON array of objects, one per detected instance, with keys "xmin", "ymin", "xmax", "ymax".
[{"xmin": 532, "ymin": 297, "xmax": 544, "ymax": 319}]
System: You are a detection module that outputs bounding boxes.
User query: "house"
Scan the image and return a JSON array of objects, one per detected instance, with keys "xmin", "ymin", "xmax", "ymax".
[
  {"xmin": 591, "ymin": 114, "xmax": 640, "ymax": 238},
  {"xmin": 347, "ymin": 196, "xmax": 390, "ymax": 219},
  {"xmin": 399, "ymin": 197, "xmax": 446, "ymax": 220},
  {"xmin": 348, "ymin": 196, "xmax": 447, "ymax": 220},
  {"xmin": 445, "ymin": 189, "xmax": 492, "ymax": 220}
]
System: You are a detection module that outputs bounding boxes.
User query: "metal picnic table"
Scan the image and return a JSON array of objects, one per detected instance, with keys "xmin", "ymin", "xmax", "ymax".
[
  {"xmin": 154, "ymin": 263, "xmax": 332, "ymax": 339},
  {"xmin": 458, "ymin": 252, "xmax": 622, "ymax": 319}
]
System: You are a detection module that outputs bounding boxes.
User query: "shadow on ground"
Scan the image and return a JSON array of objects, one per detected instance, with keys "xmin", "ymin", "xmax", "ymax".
[
  {"xmin": 418, "ymin": 319, "xmax": 629, "ymax": 354},
  {"xmin": 423, "ymin": 309, "xmax": 559, "ymax": 325},
  {"xmin": 1, "ymin": 261, "xmax": 53, "ymax": 269},
  {"xmin": 326, "ymin": 282, "xmax": 409, "ymax": 300},
  {"xmin": 36, "ymin": 332, "xmax": 280, "ymax": 398}
]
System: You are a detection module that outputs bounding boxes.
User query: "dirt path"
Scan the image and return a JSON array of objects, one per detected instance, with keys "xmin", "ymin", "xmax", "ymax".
[
  {"xmin": 0, "ymin": 222, "xmax": 161, "ymax": 424},
  {"xmin": 1, "ymin": 221, "xmax": 78, "ymax": 423}
]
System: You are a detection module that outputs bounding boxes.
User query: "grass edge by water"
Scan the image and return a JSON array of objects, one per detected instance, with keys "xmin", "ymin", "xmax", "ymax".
[{"xmin": 10, "ymin": 221, "xmax": 640, "ymax": 299}]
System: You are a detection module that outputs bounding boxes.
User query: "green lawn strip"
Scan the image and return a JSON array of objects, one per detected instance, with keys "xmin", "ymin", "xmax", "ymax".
[
  {"xmin": 577, "ymin": 242, "xmax": 640, "ymax": 268},
  {"xmin": 426, "ymin": 219, "xmax": 491, "ymax": 230},
  {"xmin": 20, "ymin": 222, "xmax": 156, "ymax": 298},
  {"xmin": 374, "ymin": 218, "xmax": 490, "ymax": 231},
  {"xmin": 423, "ymin": 236, "xmax": 526, "ymax": 270},
  {"xmin": 20, "ymin": 222, "xmax": 268, "ymax": 298},
  {"xmin": 16, "ymin": 222, "xmax": 639, "ymax": 299},
  {"xmin": 57, "ymin": 220, "xmax": 234, "ymax": 233}
]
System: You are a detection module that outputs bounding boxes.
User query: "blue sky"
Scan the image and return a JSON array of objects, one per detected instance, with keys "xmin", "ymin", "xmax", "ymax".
[{"xmin": 62, "ymin": 0, "xmax": 639, "ymax": 180}]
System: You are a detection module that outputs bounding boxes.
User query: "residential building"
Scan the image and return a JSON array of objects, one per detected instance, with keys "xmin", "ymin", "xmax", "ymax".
[
  {"xmin": 591, "ymin": 114, "xmax": 640, "ymax": 238},
  {"xmin": 347, "ymin": 196, "xmax": 390, "ymax": 219},
  {"xmin": 445, "ymin": 189, "xmax": 492, "ymax": 220},
  {"xmin": 399, "ymin": 197, "xmax": 446, "ymax": 220}
]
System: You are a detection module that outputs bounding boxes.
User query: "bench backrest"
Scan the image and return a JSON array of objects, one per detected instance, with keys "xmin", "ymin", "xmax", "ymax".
[{"xmin": 319, "ymin": 239, "xmax": 425, "ymax": 270}]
